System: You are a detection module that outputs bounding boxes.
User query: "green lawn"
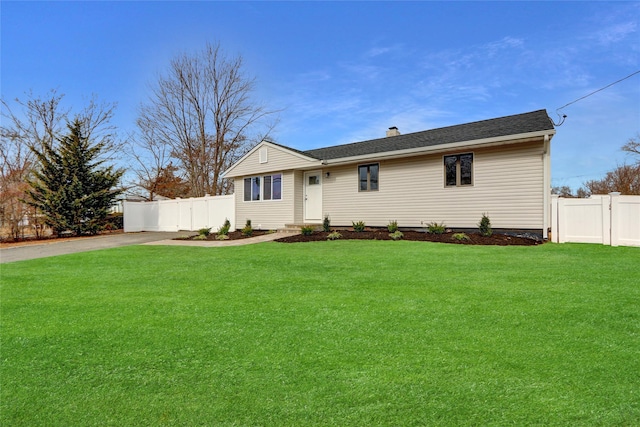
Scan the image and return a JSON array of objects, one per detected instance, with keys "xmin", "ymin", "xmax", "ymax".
[{"xmin": 1, "ymin": 241, "xmax": 639, "ymax": 426}]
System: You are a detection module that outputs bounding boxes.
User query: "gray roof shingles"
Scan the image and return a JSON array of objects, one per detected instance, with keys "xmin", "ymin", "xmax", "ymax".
[{"xmin": 299, "ymin": 109, "xmax": 554, "ymax": 161}]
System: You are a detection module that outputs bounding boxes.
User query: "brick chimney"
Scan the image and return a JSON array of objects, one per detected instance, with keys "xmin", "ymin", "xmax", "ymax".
[{"xmin": 386, "ymin": 126, "xmax": 400, "ymax": 137}]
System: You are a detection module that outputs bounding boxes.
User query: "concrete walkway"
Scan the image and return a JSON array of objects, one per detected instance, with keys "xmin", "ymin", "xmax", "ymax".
[{"xmin": 1, "ymin": 231, "xmax": 297, "ymax": 264}]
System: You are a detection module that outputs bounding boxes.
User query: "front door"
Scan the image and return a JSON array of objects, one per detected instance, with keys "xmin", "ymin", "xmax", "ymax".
[{"xmin": 304, "ymin": 171, "xmax": 322, "ymax": 222}]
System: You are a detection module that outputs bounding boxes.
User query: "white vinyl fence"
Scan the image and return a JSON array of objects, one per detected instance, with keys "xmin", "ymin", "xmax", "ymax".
[
  {"xmin": 124, "ymin": 195, "xmax": 235, "ymax": 233},
  {"xmin": 551, "ymin": 193, "xmax": 640, "ymax": 247}
]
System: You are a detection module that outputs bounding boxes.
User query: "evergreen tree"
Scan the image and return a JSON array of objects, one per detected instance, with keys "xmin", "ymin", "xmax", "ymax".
[{"xmin": 26, "ymin": 119, "xmax": 123, "ymax": 235}]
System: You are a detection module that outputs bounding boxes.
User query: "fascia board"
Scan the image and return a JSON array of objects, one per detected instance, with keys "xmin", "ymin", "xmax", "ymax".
[
  {"xmin": 323, "ymin": 130, "xmax": 556, "ymax": 166},
  {"xmin": 221, "ymin": 140, "xmax": 319, "ymax": 178}
]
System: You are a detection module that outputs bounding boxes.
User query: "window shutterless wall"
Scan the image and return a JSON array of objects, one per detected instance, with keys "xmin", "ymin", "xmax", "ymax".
[
  {"xmin": 236, "ymin": 171, "xmax": 295, "ymax": 229},
  {"xmin": 322, "ymin": 140, "xmax": 545, "ymax": 230}
]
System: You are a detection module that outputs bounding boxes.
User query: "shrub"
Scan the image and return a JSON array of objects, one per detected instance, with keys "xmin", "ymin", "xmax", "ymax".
[
  {"xmin": 216, "ymin": 234, "xmax": 230, "ymax": 240},
  {"xmin": 198, "ymin": 227, "xmax": 212, "ymax": 237},
  {"xmin": 322, "ymin": 215, "xmax": 331, "ymax": 232},
  {"xmin": 241, "ymin": 219, "xmax": 253, "ymax": 237},
  {"xmin": 300, "ymin": 225, "xmax": 315, "ymax": 236},
  {"xmin": 426, "ymin": 221, "xmax": 446, "ymax": 234},
  {"xmin": 105, "ymin": 213, "xmax": 124, "ymax": 230},
  {"xmin": 218, "ymin": 218, "xmax": 231, "ymax": 236},
  {"xmin": 452, "ymin": 232, "xmax": 470, "ymax": 241},
  {"xmin": 388, "ymin": 220, "xmax": 399, "ymax": 233},
  {"xmin": 194, "ymin": 234, "xmax": 208, "ymax": 240},
  {"xmin": 327, "ymin": 231, "xmax": 342, "ymax": 240},
  {"xmin": 352, "ymin": 220, "xmax": 366, "ymax": 232},
  {"xmin": 389, "ymin": 230, "xmax": 404, "ymax": 240},
  {"xmin": 478, "ymin": 213, "xmax": 493, "ymax": 237}
]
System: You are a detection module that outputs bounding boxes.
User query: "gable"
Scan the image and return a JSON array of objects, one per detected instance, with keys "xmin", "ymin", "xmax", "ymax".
[{"xmin": 223, "ymin": 141, "xmax": 320, "ymax": 178}]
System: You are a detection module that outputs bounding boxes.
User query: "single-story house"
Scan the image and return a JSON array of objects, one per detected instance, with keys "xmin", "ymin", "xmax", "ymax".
[{"xmin": 222, "ymin": 109, "xmax": 556, "ymax": 238}]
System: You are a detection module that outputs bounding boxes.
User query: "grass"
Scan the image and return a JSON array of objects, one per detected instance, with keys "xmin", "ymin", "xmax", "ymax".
[{"xmin": 1, "ymin": 241, "xmax": 639, "ymax": 426}]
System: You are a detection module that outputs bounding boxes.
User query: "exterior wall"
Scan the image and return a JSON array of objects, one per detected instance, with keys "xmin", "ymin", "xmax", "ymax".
[
  {"xmin": 235, "ymin": 171, "xmax": 296, "ymax": 230},
  {"xmin": 322, "ymin": 140, "xmax": 546, "ymax": 231},
  {"xmin": 225, "ymin": 143, "xmax": 319, "ymax": 178},
  {"xmin": 293, "ymin": 170, "xmax": 305, "ymax": 224}
]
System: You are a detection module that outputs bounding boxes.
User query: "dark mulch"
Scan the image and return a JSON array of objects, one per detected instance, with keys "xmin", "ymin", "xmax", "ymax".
[
  {"xmin": 275, "ymin": 230, "xmax": 542, "ymax": 246},
  {"xmin": 177, "ymin": 230, "xmax": 271, "ymax": 241}
]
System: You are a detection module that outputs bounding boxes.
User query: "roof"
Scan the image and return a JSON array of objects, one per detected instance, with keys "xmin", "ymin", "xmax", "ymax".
[{"xmin": 301, "ymin": 109, "xmax": 554, "ymax": 161}]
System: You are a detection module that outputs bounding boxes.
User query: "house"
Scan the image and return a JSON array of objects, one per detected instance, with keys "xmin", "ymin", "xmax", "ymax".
[{"xmin": 222, "ymin": 109, "xmax": 556, "ymax": 238}]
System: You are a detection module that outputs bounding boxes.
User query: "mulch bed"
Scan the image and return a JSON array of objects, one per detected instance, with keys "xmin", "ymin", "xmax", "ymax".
[
  {"xmin": 177, "ymin": 230, "xmax": 271, "ymax": 241},
  {"xmin": 275, "ymin": 230, "xmax": 542, "ymax": 246}
]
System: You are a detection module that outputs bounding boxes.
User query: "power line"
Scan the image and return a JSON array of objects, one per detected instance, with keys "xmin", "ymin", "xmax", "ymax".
[{"xmin": 553, "ymin": 70, "xmax": 640, "ymax": 126}]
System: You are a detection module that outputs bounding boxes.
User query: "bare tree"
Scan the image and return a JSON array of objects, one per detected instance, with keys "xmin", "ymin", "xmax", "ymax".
[
  {"xmin": 622, "ymin": 133, "xmax": 640, "ymax": 161},
  {"xmin": 551, "ymin": 185, "xmax": 576, "ymax": 197},
  {"xmin": 126, "ymin": 115, "xmax": 177, "ymax": 201},
  {"xmin": 580, "ymin": 164, "xmax": 640, "ymax": 196},
  {"xmin": 136, "ymin": 42, "xmax": 278, "ymax": 197}
]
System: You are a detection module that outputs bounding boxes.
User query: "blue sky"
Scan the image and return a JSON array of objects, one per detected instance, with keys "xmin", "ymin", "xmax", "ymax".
[{"xmin": 2, "ymin": 1, "xmax": 639, "ymax": 191}]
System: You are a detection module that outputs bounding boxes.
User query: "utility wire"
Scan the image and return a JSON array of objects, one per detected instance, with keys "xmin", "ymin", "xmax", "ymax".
[{"xmin": 553, "ymin": 69, "xmax": 640, "ymax": 126}]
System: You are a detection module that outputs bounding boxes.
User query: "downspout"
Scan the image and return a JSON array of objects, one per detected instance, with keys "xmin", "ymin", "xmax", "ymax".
[{"xmin": 543, "ymin": 134, "xmax": 551, "ymax": 239}]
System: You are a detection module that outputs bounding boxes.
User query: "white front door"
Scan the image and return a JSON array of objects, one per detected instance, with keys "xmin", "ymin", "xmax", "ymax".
[{"xmin": 304, "ymin": 171, "xmax": 323, "ymax": 222}]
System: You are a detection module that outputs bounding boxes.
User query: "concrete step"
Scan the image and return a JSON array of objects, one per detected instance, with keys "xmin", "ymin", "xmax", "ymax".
[{"xmin": 280, "ymin": 224, "xmax": 322, "ymax": 233}]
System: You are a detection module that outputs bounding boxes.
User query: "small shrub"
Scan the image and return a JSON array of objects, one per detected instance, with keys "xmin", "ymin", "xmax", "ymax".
[
  {"xmin": 322, "ymin": 215, "xmax": 331, "ymax": 232},
  {"xmin": 218, "ymin": 218, "xmax": 231, "ymax": 236},
  {"xmin": 194, "ymin": 234, "xmax": 208, "ymax": 240},
  {"xmin": 241, "ymin": 219, "xmax": 253, "ymax": 237},
  {"xmin": 389, "ymin": 230, "xmax": 404, "ymax": 240},
  {"xmin": 352, "ymin": 220, "xmax": 366, "ymax": 232},
  {"xmin": 216, "ymin": 234, "xmax": 230, "ymax": 240},
  {"xmin": 388, "ymin": 220, "xmax": 399, "ymax": 233},
  {"xmin": 106, "ymin": 213, "xmax": 124, "ymax": 230},
  {"xmin": 426, "ymin": 221, "xmax": 446, "ymax": 234},
  {"xmin": 327, "ymin": 231, "xmax": 342, "ymax": 240},
  {"xmin": 452, "ymin": 232, "xmax": 470, "ymax": 241},
  {"xmin": 198, "ymin": 227, "xmax": 212, "ymax": 237},
  {"xmin": 300, "ymin": 225, "xmax": 315, "ymax": 236},
  {"xmin": 478, "ymin": 213, "xmax": 493, "ymax": 237}
]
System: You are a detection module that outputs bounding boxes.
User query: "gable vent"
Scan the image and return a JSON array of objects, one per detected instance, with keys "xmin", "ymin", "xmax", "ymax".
[
  {"xmin": 386, "ymin": 126, "xmax": 400, "ymax": 137},
  {"xmin": 259, "ymin": 147, "xmax": 268, "ymax": 163}
]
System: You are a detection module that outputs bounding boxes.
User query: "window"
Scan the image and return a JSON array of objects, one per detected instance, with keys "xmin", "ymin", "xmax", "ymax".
[
  {"xmin": 444, "ymin": 153, "xmax": 473, "ymax": 187},
  {"xmin": 243, "ymin": 173, "xmax": 282, "ymax": 201},
  {"xmin": 358, "ymin": 163, "xmax": 379, "ymax": 191}
]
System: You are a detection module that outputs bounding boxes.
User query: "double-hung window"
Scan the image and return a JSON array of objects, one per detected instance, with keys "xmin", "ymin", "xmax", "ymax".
[
  {"xmin": 358, "ymin": 163, "xmax": 379, "ymax": 191},
  {"xmin": 244, "ymin": 173, "xmax": 282, "ymax": 201},
  {"xmin": 444, "ymin": 153, "xmax": 473, "ymax": 187}
]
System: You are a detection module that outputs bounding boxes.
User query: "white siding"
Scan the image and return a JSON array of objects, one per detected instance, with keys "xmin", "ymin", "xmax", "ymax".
[
  {"xmin": 323, "ymin": 140, "xmax": 546, "ymax": 231},
  {"xmin": 225, "ymin": 143, "xmax": 319, "ymax": 178}
]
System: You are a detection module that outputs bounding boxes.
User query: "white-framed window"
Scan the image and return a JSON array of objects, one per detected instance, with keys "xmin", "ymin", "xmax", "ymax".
[
  {"xmin": 358, "ymin": 163, "xmax": 379, "ymax": 191},
  {"xmin": 444, "ymin": 153, "xmax": 473, "ymax": 187},
  {"xmin": 243, "ymin": 173, "xmax": 282, "ymax": 201}
]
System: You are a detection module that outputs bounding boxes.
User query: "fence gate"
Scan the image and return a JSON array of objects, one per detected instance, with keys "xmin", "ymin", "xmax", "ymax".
[{"xmin": 551, "ymin": 193, "xmax": 640, "ymax": 247}]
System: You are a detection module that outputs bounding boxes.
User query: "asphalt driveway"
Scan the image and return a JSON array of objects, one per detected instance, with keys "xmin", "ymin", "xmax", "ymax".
[{"xmin": 0, "ymin": 232, "xmax": 187, "ymax": 264}]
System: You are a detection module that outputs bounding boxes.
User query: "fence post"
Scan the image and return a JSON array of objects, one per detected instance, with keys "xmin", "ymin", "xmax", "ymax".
[
  {"xmin": 550, "ymin": 195, "xmax": 559, "ymax": 243},
  {"xmin": 609, "ymin": 192, "xmax": 621, "ymax": 247},
  {"xmin": 558, "ymin": 197, "xmax": 568, "ymax": 243}
]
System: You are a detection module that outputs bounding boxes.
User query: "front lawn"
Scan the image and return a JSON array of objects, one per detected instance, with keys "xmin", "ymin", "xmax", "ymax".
[{"xmin": 1, "ymin": 242, "xmax": 639, "ymax": 425}]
